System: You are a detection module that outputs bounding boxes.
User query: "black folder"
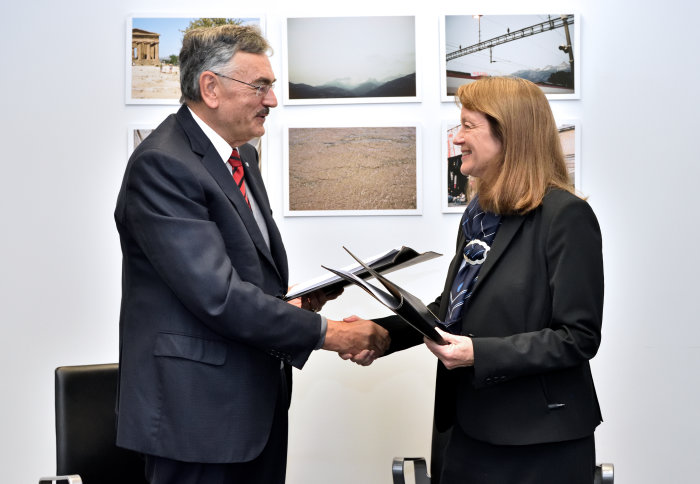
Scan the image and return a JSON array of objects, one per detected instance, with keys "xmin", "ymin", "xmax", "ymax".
[
  {"xmin": 322, "ymin": 247, "xmax": 446, "ymax": 345},
  {"xmin": 285, "ymin": 245, "xmax": 441, "ymax": 301}
]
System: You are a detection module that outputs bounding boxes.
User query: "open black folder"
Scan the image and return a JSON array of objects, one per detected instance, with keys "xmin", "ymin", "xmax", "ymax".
[
  {"xmin": 322, "ymin": 247, "xmax": 447, "ymax": 345},
  {"xmin": 284, "ymin": 245, "xmax": 441, "ymax": 301}
]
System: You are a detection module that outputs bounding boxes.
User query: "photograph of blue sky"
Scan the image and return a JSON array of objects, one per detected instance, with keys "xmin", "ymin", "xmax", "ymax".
[
  {"xmin": 445, "ymin": 14, "xmax": 574, "ymax": 76},
  {"xmin": 132, "ymin": 18, "xmax": 260, "ymax": 58},
  {"xmin": 287, "ymin": 16, "xmax": 415, "ymax": 87}
]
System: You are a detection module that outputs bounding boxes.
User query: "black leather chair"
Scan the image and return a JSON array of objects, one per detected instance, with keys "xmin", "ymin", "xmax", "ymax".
[
  {"xmin": 392, "ymin": 457, "xmax": 614, "ymax": 483},
  {"xmin": 38, "ymin": 364, "xmax": 148, "ymax": 484}
]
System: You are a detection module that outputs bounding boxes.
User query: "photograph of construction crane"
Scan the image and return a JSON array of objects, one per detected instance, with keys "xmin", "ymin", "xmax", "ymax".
[{"xmin": 442, "ymin": 14, "xmax": 577, "ymax": 99}]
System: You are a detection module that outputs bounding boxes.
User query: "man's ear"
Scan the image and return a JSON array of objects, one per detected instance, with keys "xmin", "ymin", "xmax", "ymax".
[{"xmin": 199, "ymin": 71, "xmax": 220, "ymax": 109}]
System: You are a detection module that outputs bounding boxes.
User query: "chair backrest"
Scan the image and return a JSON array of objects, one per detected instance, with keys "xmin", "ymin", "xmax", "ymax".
[
  {"xmin": 54, "ymin": 364, "xmax": 147, "ymax": 484},
  {"xmin": 393, "ymin": 458, "xmax": 613, "ymax": 484}
]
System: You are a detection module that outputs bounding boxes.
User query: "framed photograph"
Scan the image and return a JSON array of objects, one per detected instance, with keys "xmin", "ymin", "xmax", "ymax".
[
  {"xmin": 557, "ymin": 119, "xmax": 581, "ymax": 190},
  {"xmin": 126, "ymin": 16, "xmax": 263, "ymax": 104},
  {"xmin": 284, "ymin": 125, "xmax": 421, "ymax": 216},
  {"xmin": 440, "ymin": 14, "xmax": 580, "ymax": 101},
  {"xmin": 283, "ymin": 16, "xmax": 420, "ymax": 105},
  {"xmin": 440, "ymin": 119, "xmax": 581, "ymax": 213},
  {"xmin": 127, "ymin": 124, "xmax": 268, "ymax": 181},
  {"xmin": 441, "ymin": 120, "xmax": 473, "ymax": 213},
  {"xmin": 127, "ymin": 124, "xmax": 156, "ymax": 156}
]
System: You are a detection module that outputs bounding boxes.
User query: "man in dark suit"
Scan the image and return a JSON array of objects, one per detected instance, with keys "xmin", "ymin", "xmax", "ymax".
[{"xmin": 114, "ymin": 24, "xmax": 389, "ymax": 484}]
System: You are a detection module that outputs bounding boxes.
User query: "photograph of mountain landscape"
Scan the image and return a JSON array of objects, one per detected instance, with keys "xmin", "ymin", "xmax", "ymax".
[
  {"xmin": 442, "ymin": 14, "xmax": 578, "ymax": 100},
  {"xmin": 285, "ymin": 16, "xmax": 418, "ymax": 104}
]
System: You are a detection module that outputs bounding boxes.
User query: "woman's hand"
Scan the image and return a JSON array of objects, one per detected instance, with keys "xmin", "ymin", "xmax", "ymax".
[
  {"xmin": 339, "ymin": 348, "xmax": 377, "ymax": 366},
  {"xmin": 424, "ymin": 327, "xmax": 474, "ymax": 369}
]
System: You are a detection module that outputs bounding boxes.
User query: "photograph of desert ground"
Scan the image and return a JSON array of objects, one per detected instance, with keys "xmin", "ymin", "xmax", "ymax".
[
  {"xmin": 288, "ymin": 127, "xmax": 417, "ymax": 212},
  {"xmin": 131, "ymin": 65, "xmax": 181, "ymax": 99}
]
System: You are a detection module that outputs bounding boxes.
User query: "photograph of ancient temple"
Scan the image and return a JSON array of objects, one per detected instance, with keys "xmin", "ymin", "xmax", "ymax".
[
  {"xmin": 126, "ymin": 17, "xmax": 262, "ymax": 104},
  {"xmin": 284, "ymin": 16, "xmax": 418, "ymax": 105},
  {"xmin": 441, "ymin": 14, "xmax": 579, "ymax": 101}
]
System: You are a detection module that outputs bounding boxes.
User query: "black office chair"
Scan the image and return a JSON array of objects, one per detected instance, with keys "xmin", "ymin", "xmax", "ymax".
[
  {"xmin": 392, "ymin": 457, "xmax": 431, "ymax": 484},
  {"xmin": 392, "ymin": 457, "xmax": 614, "ymax": 483},
  {"xmin": 38, "ymin": 364, "xmax": 148, "ymax": 484}
]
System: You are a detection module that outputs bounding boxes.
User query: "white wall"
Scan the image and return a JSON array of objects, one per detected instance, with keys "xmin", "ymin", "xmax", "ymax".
[{"xmin": 1, "ymin": 0, "xmax": 699, "ymax": 482}]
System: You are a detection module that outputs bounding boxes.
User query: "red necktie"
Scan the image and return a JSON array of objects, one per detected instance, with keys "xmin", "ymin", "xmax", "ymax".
[{"xmin": 227, "ymin": 148, "xmax": 250, "ymax": 207}]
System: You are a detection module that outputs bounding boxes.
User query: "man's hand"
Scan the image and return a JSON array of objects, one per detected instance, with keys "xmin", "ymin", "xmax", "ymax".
[
  {"xmin": 323, "ymin": 317, "xmax": 390, "ymax": 358},
  {"xmin": 336, "ymin": 314, "xmax": 382, "ymax": 366},
  {"xmin": 286, "ymin": 287, "xmax": 343, "ymax": 312}
]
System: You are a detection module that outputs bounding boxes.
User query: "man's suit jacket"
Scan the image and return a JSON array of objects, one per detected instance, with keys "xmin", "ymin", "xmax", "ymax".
[
  {"xmin": 114, "ymin": 105, "xmax": 321, "ymax": 463},
  {"xmin": 378, "ymin": 188, "xmax": 603, "ymax": 446}
]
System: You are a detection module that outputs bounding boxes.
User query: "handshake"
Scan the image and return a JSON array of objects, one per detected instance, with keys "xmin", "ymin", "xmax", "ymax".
[
  {"xmin": 323, "ymin": 315, "xmax": 389, "ymax": 366},
  {"xmin": 292, "ymin": 289, "xmax": 390, "ymax": 366},
  {"xmin": 292, "ymin": 287, "xmax": 467, "ymax": 369}
]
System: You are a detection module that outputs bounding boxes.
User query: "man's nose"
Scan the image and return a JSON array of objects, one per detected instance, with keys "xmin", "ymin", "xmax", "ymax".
[{"xmin": 263, "ymin": 88, "xmax": 278, "ymax": 107}]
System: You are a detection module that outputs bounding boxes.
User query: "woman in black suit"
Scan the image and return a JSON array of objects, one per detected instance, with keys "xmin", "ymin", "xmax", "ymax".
[{"xmin": 345, "ymin": 76, "xmax": 603, "ymax": 484}]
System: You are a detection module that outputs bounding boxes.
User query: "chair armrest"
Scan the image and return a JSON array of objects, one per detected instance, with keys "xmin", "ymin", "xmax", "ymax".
[
  {"xmin": 392, "ymin": 457, "xmax": 430, "ymax": 484},
  {"xmin": 594, "ymin": 463, "xmax": 614, "ymax": 484},
  {"xmin": 38, "ymin": 475, "xmax": 82, "ymax": 484}
]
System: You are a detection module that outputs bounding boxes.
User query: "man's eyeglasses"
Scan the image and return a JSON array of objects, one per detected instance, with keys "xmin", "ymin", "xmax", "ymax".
[{"xmin": 211, "ymin": 72, "xmax": 274, "ymax": 97}]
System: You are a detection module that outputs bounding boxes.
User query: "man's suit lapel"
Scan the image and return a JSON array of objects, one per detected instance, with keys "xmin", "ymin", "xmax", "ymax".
[
  {"xmin": 238, "ymin": 146, "xmax": 289, "ymax": 285},
  {"xmin": 175, "ymin": 106, "xmax": 281, "ymax": 277}
]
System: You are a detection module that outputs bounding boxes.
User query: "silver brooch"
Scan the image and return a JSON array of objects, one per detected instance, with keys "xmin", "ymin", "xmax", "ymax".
[{"xmin": 463, "ymin": 239, "xmax": 490, "ymax": 266}]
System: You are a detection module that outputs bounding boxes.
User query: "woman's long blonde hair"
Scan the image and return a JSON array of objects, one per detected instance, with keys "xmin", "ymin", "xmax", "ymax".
[{"xmin": 456, "ymin": 76, "xmax": 574, "ymax": 214}]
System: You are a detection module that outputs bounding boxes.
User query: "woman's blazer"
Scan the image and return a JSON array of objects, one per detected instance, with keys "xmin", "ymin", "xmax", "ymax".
[{"xmin": 378, "ymin": 188, "xmax": 604, "ymax": 446}]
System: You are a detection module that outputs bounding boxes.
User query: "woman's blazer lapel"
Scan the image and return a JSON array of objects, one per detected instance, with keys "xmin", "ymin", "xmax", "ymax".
[
  {"xmin": 468, "ymin": 214, "xmax": 526, "ymax": 300},
  {"xmin": 437, "ymin": 214, "xmax": 527, "ymax": 323}
]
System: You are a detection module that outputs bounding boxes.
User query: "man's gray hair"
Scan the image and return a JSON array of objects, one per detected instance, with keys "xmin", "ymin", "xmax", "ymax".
[{"xmin": 179, "ymin": 24, "xmax": 271, "ymax": 103}]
